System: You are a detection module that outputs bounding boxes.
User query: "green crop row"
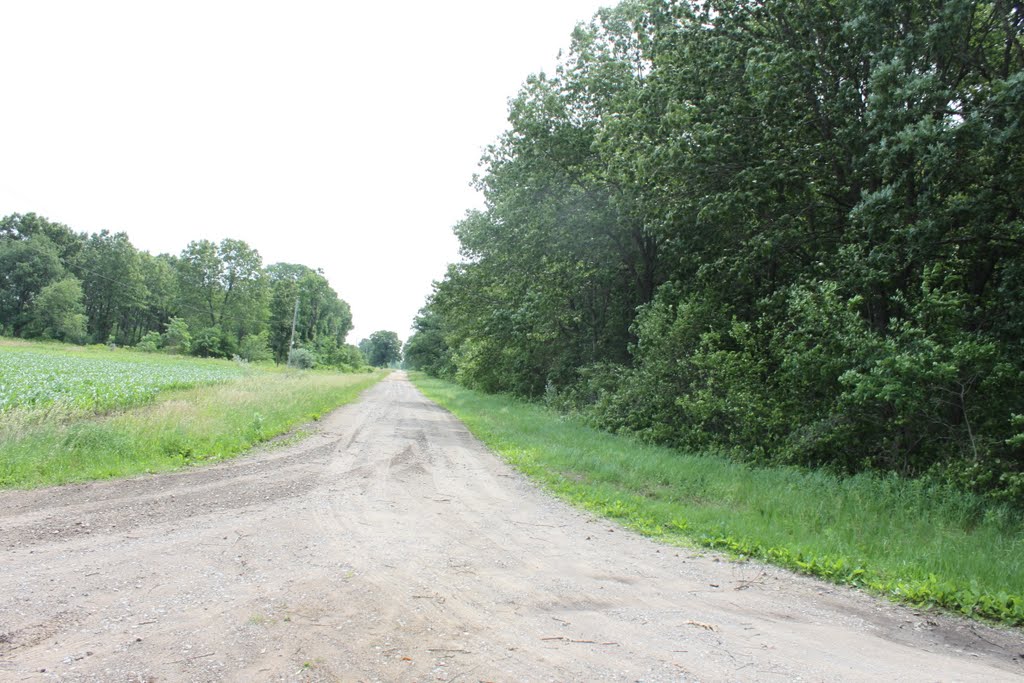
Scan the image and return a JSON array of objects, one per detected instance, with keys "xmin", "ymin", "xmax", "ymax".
[{"xmin": 0, "ymin": 346, "xmax": 247, "ymax": 414}]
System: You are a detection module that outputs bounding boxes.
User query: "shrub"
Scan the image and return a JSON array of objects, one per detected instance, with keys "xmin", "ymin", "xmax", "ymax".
[
  {"xmin": 238, "ymin": 331, "xmax": 273, "ymax": 362},
  {"xmin": 25, "ymin": 277, "xmax": 87, "ymax": 344},
  {"xmin": 191, "ymin": 326, "xmax": 231, "ymax": 358},
  {"xmin": 288, "ymin": 347, "xmax": 316, "ymax": 369},
  {"xmin": 135, "ymin": 331, "xmax": 163, "ymax": 353},
  {"xmin": 162, "ymin": 318, "xmax": 191, "ymax": 355}
]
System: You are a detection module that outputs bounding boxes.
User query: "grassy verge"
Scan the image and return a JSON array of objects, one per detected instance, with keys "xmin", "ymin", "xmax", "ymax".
[
  {"xmin": 411, "ymin": 373, "xmax": 1024, "ymax": 626},
  {"xmin": 1, "ymin": 369, "xmax": 386, "ymax": 488}
]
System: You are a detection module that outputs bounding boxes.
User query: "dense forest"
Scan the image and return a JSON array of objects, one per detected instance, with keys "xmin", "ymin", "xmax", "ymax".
[
  {"xmin": 405, "ymin": 0, "xmax": 1024, "ymax": 503},
  {"xmin": 0, "ymin": 212, "xmax": 366, "ymax": 368}
]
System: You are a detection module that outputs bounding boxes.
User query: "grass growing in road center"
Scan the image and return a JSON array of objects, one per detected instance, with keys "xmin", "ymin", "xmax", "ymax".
[{"xmin": 410, "ymin": 373, "xmax": 1024, "ymax": 626}]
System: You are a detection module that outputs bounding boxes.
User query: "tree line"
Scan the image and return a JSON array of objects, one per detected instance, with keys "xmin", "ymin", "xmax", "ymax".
[
  {"xmin": 405, "ymin": 0, "xmax": 1024, "ymax": 504},
  {"xmin": 0, "ymin": 212, "xmax": 381, "ymax": 368}
]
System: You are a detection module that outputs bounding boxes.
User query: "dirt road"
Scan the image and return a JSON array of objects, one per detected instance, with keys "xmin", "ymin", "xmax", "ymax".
[{"xmin": 1, "ymin": 372, "xmax": 1022, "ymax": 682}]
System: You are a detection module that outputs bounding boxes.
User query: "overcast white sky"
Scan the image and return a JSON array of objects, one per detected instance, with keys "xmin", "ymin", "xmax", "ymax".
[{"xmin": 0, "ymin": 0, "xmax": 609, "ymax": 344}]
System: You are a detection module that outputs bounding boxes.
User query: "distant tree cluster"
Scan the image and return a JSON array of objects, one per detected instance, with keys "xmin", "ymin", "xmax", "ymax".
[
  {"xmin": 0, "ymin": 212, "xmax": 366, "ymax": 369},
  {"xmin": 406, "ymin": 0, "xmax": 1024, "ymax": 503},
  {"xmin": 359, "ymin": 330, "xmax": 403, "ymax": 368}
]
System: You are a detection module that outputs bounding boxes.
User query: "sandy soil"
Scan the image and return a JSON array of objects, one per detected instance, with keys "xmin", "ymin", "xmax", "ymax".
[{"xmin": 1, "ymin": 372, "xmax": 1022, "ymax": 682}]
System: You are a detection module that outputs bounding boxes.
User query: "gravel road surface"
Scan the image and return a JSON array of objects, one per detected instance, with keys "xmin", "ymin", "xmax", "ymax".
[{"xmin": 2, "ymin": 372, "xmax": 1022, "ymax": 682}]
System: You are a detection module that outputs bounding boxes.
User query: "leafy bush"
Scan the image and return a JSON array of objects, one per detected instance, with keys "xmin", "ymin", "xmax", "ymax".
[
  {"xmin": 288, "ymin": 347, "xmax": 316, "ymax": 369},
  {"xmin": 238, "ymin": 331, "xmax": 273, "ymax": 362},
  {"xmin": 135, "ymin": 331, "xmax": 163, "ymax": 353},
  {"xmin": 25, "ymin": 277, "xmax": 87, "ymax": 344},
  {"xmin": 162, "ymin": 318, "xmax": 191, "ymax": 355},
  {"xmin": 191, "ymin": 326, "xmax": 235, "ymax": 358},
  {"xmin": 332, "ymin": 343, "xmax": 368, "ymax": 370}
]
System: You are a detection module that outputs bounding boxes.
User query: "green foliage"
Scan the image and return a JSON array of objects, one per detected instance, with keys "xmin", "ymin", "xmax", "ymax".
[
  {"xmin": 25, "ymin": 277, "xmax": 87, "ymax": 344},
  {"xmin": 417, "ymin": 0, "xmax": 1024, "ymax": 504},
  {"xmin": 288, "ymin": 347, "xmax": 316, "ymax": 369},
  {"xmin": 175, "ymin": 238, "xmax": 269, "ymax": 351},
  {"xmin": 73, "ymin": 230, "xmax": 146, "ymax": 344},
  {"xmin": 333, "ymin": 343, "xmax": 367, "ymax": 370},
  {"xmin": 135, "ymin": 331, "xmax": 163, "ymax": 353},
  {"xmin": 422, "ymin": 5, "xmax": 657, "ymax": 394},
  {"xmin": 0, "ymin": 213, "xmax": 81, "ymax": 262},
  {"xmin": 162, "ymin": 317, "xmax": 191, "ymax": 355},
  {"xmin": 403, "ymin": 307, "xmax": 452, "ymax": 377},
  {"xmin": 266, "ymin": 263, "xmax": 353, "ymax": 364},
  {"xmin": 238, "ymin": 331, "xmax": 273, "ymax": 363},
  {"xmin": 309, "ymin": 336, "xmax": 366, "ymax": 370},
  {"xmin": 138, "ymin": 252, "xmax": 178, "ymax": 337},
  {"xmin": 0, "ymin": 233, "xmax": 64, "ymax": 335},
  {"xmin": 191, "ymin": 326, "xmax": 229, "ymax": 358},
  {"xmin": 359, "ymin": 330, "xmax": 402, "ymax": 367},
  {"xmin": 0, "ymin": 214, "xmax": 357, "ymax": 373}
]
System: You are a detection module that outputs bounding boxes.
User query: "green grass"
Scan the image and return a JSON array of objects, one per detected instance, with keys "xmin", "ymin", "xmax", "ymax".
[
  {"xmin": 0, "ymin": 340, "xmax": 386, "ymax": 487},
  {"xmin": 411, "ymin": 373, "xmax": 1024, "ymax": 626}
]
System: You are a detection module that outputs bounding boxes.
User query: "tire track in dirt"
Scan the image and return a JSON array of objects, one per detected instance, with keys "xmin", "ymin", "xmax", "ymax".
[{"xmin": 1, "ymin": 372, "xmax": 1022, "ymax": 682}]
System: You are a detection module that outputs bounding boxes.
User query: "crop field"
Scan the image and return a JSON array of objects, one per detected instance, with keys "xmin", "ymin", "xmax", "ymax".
[
  {"xmin": 0, "ymin": 346, "xmax": 248, "ymax": 414},
  {"xmin": 0, "ymin": 340, "xmax": 385, "ymax": 488}
]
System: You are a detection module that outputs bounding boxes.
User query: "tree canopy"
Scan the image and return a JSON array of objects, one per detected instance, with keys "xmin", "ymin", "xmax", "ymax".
[
  {"xmin": 407, "ymin": 0, "xmax": 1024, "ymax": 504},
  {"xmin": 0, "ymin": 212, "xmax": 364, "ymax": 369},
  {"xmin": 360, "ymin": 330, "xmax": 403, "ymax": 368}
]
